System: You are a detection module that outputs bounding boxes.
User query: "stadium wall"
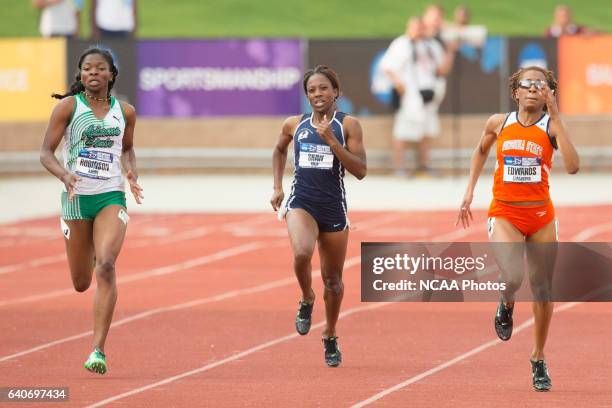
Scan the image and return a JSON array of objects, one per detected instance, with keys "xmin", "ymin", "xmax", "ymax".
[{"xmin": 1, "ymin": 36, "xmax": 611, "ymax": 174}]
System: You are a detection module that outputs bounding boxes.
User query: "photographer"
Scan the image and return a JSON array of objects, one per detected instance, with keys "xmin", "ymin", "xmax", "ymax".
[{"xmin": 380, "ymin": 16, "xmax": 456, "ymax": 177}]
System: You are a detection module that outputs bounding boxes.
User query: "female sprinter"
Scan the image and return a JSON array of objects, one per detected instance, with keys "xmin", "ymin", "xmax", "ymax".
[
  {"xmin": 456, "ymin": 66, "xmax": 579, "ymax": 391},
  {"xmin": 40, "ymin": 47, "xmax": 143, "ymax": 375},
  {"xmin": 270, "ymin": 65, "xmax": 367, "ymax": 367}
]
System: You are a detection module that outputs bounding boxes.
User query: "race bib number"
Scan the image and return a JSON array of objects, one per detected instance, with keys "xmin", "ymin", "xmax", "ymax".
[
  {"xmin": 503, "ymin": 156, "xmax": 541, "ymax": 183},
  {"xmin": 75, "ymin": 150, "xmax": 113, "ymax": 180},
  {"xmin": 298, "ymin": 143, "xmax": 334, "ymax": 170}
]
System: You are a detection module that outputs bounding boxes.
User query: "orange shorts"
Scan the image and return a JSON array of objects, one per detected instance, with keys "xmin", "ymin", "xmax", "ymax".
[{"xmin": 487, "ymin": 199, "xmax": 556, "ymax": 238}]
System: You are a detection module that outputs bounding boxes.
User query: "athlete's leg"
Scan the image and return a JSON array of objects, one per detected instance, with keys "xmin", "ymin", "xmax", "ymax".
[
  {"xmin": 63, "ymin": 219, "xmax": 95, "ymax": 292},
  {"xmin": 317, "ymin": 228, "xmax": 349, "ymax": 338},
  {"xmin": 286, "ymin": 209, "xmax": 319, "ymax": 304},
  {"xmin": 526, "ymin": 219, "xmax": 557, "ymax": 361},
  {"xmin": 489, "ymin": 217, "xmax": 525, "ymax": 341},
  {"xmin": 91, "ymin": 205, "xmax": 128, "ymax": 353},
  {"xmin": 489, "ymin": 217, "xmax": 525, "ymax": 304}
]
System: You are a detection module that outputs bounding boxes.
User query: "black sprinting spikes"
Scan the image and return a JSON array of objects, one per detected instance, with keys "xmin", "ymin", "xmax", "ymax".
[
  {"xmin": 323, "ymin": 337, "xmax": 342, "ymax": 367},
  {"xmin": 298, "ymin": 301, "xmax": 313, "ymax": 320},
  {"xmin": 494, "ymin": 299, "xmax": 514, "ymax": 341},
  {"xmin": 531, "ymin": 359, "xmax": 552, "ymax": 392},
  {"xmin": 295, "ymin": 300, "xmax": 314, "ymax": 335}
]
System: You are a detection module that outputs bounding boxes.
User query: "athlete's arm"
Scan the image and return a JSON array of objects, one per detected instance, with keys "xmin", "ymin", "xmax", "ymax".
[
  {"xmin": 120, "ymin": 101, "xmax": 143, "ymax": 204},
  {"xmin": 40, "ymin": 96, "xmax": 80, "ymax": 199},
  {"xmin": 270, "ymin": 115, "xmax": 298, "ymax": 211},
  {"xmin": 542, "ymin": 87, "xmax": 579, "ymax": 174},
  {"xmin": 334, "ymin": 116, "xmax": 367, "ymax": 180},
  {"xmin": 456, "ymin": 113, "xmax": 505, "ymax": 228}
]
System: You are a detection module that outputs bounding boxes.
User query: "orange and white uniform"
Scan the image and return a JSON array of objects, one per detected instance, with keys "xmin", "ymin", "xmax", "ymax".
[{"xmin": 488, "ymin": 111, "xmax": 557, "ymax": 237}]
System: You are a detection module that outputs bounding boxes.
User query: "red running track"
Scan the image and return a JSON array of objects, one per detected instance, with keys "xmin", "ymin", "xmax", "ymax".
[{"xmin": 0, "ymin": 207, "xmax": 611, "ymax": 407}]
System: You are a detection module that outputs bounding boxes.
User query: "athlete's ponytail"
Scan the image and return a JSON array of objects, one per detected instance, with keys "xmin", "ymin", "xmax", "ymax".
[
  {"xmin": 52, "ymin": 74, "xmax": 85, "ymax": 100},
  {"xmin": 51, "ymin": 47, "xmax": 119, "ymax": 100}
]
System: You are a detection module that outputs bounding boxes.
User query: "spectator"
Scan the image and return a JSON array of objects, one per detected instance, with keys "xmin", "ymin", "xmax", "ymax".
[
  {"xmin": 545, "ymin": 4, "xmax": 588, "ymax": 37},
  {"xmin": 32, "ymin": 0, "xmax": 82, "ymax": 39},
  {"xmin": 380, "ymin": 17, "xmax": 456, "ymax": 177},
  {"xmin": 423, "ymin": 3, "xmax": 446, "ymax": 47},
  {"xmin": 453, "ymin": 5, "xmax": 470, "ymax": 27},
  {"xmin": 442, "ymin": 5, "xmax": 487, "ymax": 48},
  {"xmin": 92, "ymin": 0, "xmax": 137, "ymax": 40}
]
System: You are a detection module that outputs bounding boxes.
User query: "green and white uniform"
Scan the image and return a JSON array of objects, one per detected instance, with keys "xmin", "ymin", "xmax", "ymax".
[{"xmin": 61, "ymin": 93, "xmax": 127, "ymax": 220}]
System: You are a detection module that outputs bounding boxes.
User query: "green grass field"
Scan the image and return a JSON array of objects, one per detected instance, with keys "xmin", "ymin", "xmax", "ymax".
[{"xmin": 2, "ymin": 0, "xmax": 610, "ymax": 38}]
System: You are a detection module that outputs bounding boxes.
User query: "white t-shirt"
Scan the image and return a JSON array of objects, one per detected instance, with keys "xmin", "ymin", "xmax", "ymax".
[
  {"xmin": 379, "ymin": 35, "xmax": 445, "ymax": 91},
  {"xmin": 95, "ymin": 0, "xmax": 135, "ymax": 31},
  {"xmin": 39, "ymin": 0, "xmax": 81, "ymax": 37}
]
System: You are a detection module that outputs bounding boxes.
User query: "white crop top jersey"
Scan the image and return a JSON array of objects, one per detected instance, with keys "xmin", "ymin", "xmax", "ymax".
[{"xmin": 63, "ymin": 93, "xmax": 126, "ymax": 195}]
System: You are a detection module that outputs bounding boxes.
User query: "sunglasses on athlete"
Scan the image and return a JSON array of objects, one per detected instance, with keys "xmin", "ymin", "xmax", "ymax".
[{"xmin": 518, "ymin": 79, "xmax": 547, "ymax": 90}]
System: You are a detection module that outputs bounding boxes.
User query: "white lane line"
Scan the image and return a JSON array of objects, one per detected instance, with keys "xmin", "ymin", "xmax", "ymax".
[
  {"xmin": 0, "ymin": 211, "xmax": 404, "ymax": 360},
  {"xmin": 0, "ymin": 213, "xmax": 270, "ymax": 275},
  {"xmin": 350, "ymin": 302, "xmax": 580, "ymax": 407},
  {"xmin": 0, "ymin": 213, "xmax": 464, "ymax": 368},
  {"xmin": 0, "ymin": 256, "xmax": 361, "ymax": 363},
  {"xmin": 0, "ymin": 241, "xmax": 270, "ymax": 308},
  {"xmin": 571, "ymin": 222, "xmax": 612, "ymax": 241},
  {"xmin": 71, "ymin": 215, "xmax": 474, "ymax": 405},
  {"xmin": 0, "ymin": 211, "xmax": 402, "ymax": 304},
  {"xmin": 84, "ymin": 301, "xmax": 388, "ymax": 408},
  {"xmin": 0, "ymin": 254, "xmax": 66, "ymax": 275},
  {"xmin": 352, "ymin": 219, "xmax": 602, "ymax": 407},
  {"xmin": 0, "ymin": 214, "xmax": 176, "ymax": 248}
]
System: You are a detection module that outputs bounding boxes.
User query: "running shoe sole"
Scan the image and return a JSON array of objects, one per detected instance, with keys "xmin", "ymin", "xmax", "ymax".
[{"xmin": 84, "ymin": 351, "xmax": 107, "ymax": 375}]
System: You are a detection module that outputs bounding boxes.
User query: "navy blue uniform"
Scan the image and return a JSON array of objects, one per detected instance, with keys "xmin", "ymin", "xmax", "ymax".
[{"xmin": 284, "ymin": 111, "xmax": 348, "ymax": 232}]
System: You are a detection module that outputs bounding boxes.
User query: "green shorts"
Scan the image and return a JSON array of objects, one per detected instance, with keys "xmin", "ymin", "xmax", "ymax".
[{"xmin": 61, "ymin": 191, "xmax": 126, "ymax": 220}]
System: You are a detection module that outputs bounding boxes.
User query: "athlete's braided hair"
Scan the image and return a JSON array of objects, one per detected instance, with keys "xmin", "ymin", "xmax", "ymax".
[
  {"xmin": 302, "ymin": 65, "xmax": 341, "ymax": 99},
  {"xmin": 509, "ymin": 66, "xmax": 558, "ymax": 111},
  {"xmin": 52, "ymin": 47, "xmax": 119, "ymax": 100}
]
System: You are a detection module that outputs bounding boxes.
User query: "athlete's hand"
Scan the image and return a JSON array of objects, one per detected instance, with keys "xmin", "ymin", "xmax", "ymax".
[
  {"xmin": 270, "ymin": 188, "xmax": 284, "ymax": 211},
  {"xmin": 540, "ymin": 86, "xmax": 559, "ymax": 119},
  {"xmin": 61, "ymin": 172, "xmax": 80, "ymax": 201},
  {"xmin": 127, "ymin": 170, "xmax": 144, "ymax": 204},
  {"xmin": 455, "ymin": 191, "xmax": 474, "ymax": 229},
  {"xmin": 315, "ymin": 114, "xmax": 335, "ymax": 145}
]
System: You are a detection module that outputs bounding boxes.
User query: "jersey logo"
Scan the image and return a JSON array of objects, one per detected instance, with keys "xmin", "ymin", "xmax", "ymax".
[
  {"xmin": 297, "ymin": 129, "xmax": 311, "ymax": 141},
  {"xmin": 60, "ymin": 218, "xmax": 70, "ymax": 240},
  {"xmin": 536, "ymin": 210, "xmax": 547, "ymax": 217}
]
